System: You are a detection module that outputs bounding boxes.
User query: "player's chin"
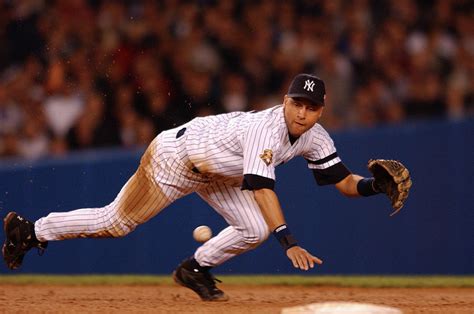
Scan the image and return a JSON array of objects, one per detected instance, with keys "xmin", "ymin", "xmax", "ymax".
[{"xmin": 291, "ymin": 124, "xmax": 307, "ymax": 136}]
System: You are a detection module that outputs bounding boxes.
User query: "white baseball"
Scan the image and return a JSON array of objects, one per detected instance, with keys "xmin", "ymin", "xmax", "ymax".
[{"xmin": 193, "ymin": 225, "xmax": 212, "ymax": 243}]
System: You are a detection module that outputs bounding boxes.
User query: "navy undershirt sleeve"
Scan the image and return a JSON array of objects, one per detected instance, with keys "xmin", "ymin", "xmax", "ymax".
[
  {"xmin": 241, "ymin": 174, "xmax": 275, "ymax": 190},
  {"xmin": 312, "ymin": 162, "xmax": 351, "ymax": 186}
]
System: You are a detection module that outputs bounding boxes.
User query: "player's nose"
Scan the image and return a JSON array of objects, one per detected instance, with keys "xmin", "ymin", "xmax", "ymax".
[{"xmin": 297, "ymin": 107, "xmax": 307, "ymax": 119}]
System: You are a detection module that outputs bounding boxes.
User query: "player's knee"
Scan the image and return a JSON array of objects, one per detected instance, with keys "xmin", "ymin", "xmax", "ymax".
[
  {"xmin": 103, "ymin": 203, "xmax": 138, "ymax": 237},
  {"xmin": 111, "ymin": 225, "xmax": 135, "ymax": 237},
  {"xmin": 102, "ymin": 216, "xmax": 137, "ymax": 238},
  {"xmin": 242, "ymin": 227, "xmax": 270, "ymax": 246}
]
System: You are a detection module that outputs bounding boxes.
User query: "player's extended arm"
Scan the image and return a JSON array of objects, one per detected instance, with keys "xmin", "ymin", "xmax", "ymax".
[
  {"xmin": 334, "ymin": 160, "xmax": 412, "ymax": 215},
  {"xmin": 253, "ymin": 188, "xmax": 323, "ymax": 270}
]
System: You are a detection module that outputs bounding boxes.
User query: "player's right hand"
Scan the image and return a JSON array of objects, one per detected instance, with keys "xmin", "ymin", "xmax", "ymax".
[{"xmin": 286, "ymin": 246, "xmax": 323, "ymax": 270}]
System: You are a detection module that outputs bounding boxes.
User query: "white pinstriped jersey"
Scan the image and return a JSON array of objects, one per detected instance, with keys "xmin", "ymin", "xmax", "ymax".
[{"xmin": 178, "ymin": 105, "xmax": 341, "ymax": 185}]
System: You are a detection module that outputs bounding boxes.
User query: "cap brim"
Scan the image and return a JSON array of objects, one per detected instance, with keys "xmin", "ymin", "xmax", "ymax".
[{"xmin": 287, "ymin": 93, "xmax": 324, "ymax": 106}]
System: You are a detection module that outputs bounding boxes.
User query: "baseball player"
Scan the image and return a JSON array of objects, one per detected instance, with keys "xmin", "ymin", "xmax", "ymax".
[{"xmin": 2, "ymin": 74, "xmax": 412, "ymax": 301}]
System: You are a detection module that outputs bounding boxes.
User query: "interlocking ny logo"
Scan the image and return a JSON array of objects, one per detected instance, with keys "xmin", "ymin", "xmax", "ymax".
[{"xmin": 304, "ymin": 79, "xmax": 315, "ymax": 92}]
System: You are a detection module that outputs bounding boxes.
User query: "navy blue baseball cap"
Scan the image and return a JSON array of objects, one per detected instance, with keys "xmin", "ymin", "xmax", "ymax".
[{"xmin": 287, "ymin": 74, "xmax": 326, "ymax": 106}]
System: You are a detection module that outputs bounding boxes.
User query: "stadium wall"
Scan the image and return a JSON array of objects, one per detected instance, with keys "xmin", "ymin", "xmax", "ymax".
[{"xmin": 0, "ymin": 119, "xmax": 472, "ymax": 275}]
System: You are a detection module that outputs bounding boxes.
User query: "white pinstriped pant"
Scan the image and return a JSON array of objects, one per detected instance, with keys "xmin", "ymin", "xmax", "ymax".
[{"xmin": 35, "ymin": 128, "xmax": 270, "ymax": 267}]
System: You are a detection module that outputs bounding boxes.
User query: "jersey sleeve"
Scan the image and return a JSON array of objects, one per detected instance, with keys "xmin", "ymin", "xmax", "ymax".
[
  {"xmin": 242, "ymin": 120, "xmax": 277, "ymax": 180},
  {"xmin": 303, "ymin": 125, "xmax": 341, "ymax": 170}
]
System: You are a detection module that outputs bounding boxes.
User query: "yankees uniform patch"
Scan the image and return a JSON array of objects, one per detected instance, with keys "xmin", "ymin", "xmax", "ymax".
[{"xmin": 259, "ymin": 149, "xmax": 273, "ymax": 166}]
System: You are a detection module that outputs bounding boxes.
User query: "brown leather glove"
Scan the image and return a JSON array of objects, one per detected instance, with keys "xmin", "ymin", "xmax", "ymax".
[{"xmin": 368, "ymin": 159, "xmax": 412, "ymax": 216}]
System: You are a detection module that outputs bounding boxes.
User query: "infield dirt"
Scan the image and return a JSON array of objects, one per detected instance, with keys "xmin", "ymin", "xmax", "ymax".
[{"xmin": 0, "ymin": 284, "xmax": 472, "ymax": 313}]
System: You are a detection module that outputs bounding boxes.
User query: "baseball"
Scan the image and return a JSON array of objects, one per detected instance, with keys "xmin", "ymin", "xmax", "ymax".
[{"xmin": 193, "ymin": 225, "xmax": 212, "ymax": 243}]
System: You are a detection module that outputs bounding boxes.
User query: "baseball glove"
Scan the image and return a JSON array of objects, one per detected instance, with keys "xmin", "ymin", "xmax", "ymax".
[{"xmin": 368, "ymin": 159, "xmax": 412, "ymax": 216}]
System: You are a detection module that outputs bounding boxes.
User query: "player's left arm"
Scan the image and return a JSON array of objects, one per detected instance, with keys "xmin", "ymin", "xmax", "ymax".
[
  {"xmin": 317, "ymin": 160, "xmax": 412, "ymax": 215},
  {"xmin": 303, "ymin": 127, "xmax": 412, "ymax": 213}
]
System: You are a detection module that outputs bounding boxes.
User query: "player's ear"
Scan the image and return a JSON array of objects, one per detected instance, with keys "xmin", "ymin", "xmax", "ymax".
[{"xmin": 318, "ymin": 106, "xmax": 324, "ymax": 120}]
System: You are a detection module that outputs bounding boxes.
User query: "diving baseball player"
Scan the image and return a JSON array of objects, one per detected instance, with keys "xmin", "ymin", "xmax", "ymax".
[{"xmin": 2, "ymin": 74, "xmax": 412, "ymax": 301}]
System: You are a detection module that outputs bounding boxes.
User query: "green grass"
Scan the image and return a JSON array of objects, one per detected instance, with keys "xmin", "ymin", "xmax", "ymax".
[{"xmin": 0, "ymin": 275, "xmax": 473, "ymax": 288}]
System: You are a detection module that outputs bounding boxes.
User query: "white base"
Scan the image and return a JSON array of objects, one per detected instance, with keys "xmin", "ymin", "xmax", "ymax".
[{"xmin": 281, "ymin": 302, "xmax": 403, "ymax": 314}]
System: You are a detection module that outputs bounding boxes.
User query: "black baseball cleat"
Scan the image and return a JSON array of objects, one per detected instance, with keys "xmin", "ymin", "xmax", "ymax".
[
  {"xmin": 173, "ymin": 258, "xmax": 229, "ymax": 302},
  {"xmin": 2, "ymin": 211, "xmax": 48, "ymax": 270}
]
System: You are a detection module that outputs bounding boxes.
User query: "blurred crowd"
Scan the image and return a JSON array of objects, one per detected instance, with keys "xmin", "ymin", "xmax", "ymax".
[{"xmin": 0, "ymin": 0, "xmax": 472, "ymax": 160}]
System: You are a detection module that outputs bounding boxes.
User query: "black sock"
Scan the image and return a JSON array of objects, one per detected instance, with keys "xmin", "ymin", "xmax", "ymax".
[{"xmin": 183, "ymin": 257, "xmax": 212, "ymax": 272}]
